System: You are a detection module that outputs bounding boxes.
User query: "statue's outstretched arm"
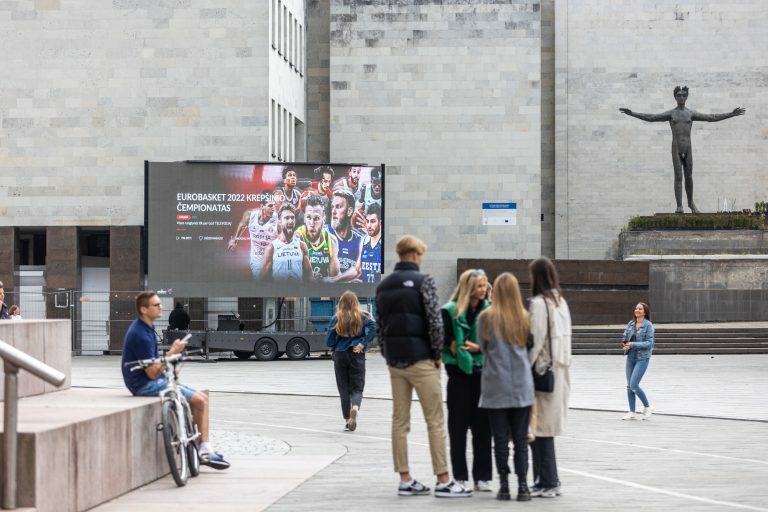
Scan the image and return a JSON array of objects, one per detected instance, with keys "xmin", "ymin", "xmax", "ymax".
[
  {"xmin": 619, "ymin": 108, "xmax": 670, "ymax": 122},
  {"xmin": 691, "ymin": 107, "xmax": 746, "ymax": 122}
]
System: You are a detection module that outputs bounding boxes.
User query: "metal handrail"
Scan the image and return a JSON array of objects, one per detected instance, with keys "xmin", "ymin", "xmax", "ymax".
[{"xmin": 1, "ymin": 339, "xmax": 66, "ymax": 510}]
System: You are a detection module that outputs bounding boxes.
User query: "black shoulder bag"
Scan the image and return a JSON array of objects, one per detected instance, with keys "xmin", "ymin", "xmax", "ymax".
[{"xmin": 532, "ymin": 300, "xmax": 555, "ymax": 393}]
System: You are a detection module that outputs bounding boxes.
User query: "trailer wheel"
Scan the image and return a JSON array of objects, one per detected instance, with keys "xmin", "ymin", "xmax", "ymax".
[
  {"xmin": 286, "ymin": 337, "xmax": 309, "ymax": 360},
  {"xmin": 233, "ymin": 351, "xmax": 252, "ymax": 360},
  {"xmin": 254, "ymin": 338, "xmax": 278, "ymax": 361}
]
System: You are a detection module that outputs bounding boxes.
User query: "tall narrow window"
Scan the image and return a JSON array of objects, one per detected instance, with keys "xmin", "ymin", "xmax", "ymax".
[
  {"xmin": 283, "ymin": 5, "xmax": 288, "ymax": 60},
  {"xmin": 270, "ymin": 99, "xmax": 276, "ymax": 158},
  {"xmin": 298, "ymin": 24, "xmax": 303, "ymax": 74},
  {"xmin": 278, "ymin": 104, "xmax": 283, "ymax": 161},
  {"xmin": 288, "ymin": 112, "xmax": 294, "ymax": 161},
  {"xmin": 288, "ymin": 12, "xmax": 293, "ymax": 67},
  {"xmin": 271, "ymin": 0, "xmax": 277, "ymax": 49},
  {"xmin": 293, "ymin": 17, "xmax": 298, "ymax": 70},
  {"xmin": 277, "ymin": 0, "xmax": 282, "ymax": 55}
]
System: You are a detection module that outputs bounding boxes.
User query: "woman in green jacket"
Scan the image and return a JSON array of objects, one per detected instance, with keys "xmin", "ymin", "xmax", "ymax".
[{"xmin": 441, "ymin": 269, "xmax": 493, "ymax": 492}]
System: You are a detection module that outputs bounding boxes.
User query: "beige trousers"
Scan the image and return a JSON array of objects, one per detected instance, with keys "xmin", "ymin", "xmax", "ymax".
[{"xmin": 388, "ymin": 359, "xmax": 448, "ymax": 476}]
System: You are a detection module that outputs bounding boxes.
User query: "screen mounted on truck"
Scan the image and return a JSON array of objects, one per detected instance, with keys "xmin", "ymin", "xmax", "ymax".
[{"xmin": 146, "ymin": 161, "xmax": 384, "ymax": 297}]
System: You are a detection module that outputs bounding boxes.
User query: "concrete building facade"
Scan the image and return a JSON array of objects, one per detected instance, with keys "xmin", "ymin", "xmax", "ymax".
[{"xmin": 2, "ymin": 0, "xmax": 767, "ymax": 303}]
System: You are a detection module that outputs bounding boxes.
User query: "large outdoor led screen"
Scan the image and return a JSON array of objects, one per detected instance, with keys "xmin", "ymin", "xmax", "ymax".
[{"xmin": 147, "ymin": 161, "xmax": 384, "ymax": 297}]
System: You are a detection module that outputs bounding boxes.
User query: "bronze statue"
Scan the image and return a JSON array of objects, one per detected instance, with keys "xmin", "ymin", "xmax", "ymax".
[{"xmin": 619, "ymin": 87, "xmax": 745, "ymax": 213}]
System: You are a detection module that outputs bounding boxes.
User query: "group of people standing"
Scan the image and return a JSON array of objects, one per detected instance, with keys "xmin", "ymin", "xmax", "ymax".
[{"xmin": 325, "ymin": 235, "xmax": 588, "ymax": 500}]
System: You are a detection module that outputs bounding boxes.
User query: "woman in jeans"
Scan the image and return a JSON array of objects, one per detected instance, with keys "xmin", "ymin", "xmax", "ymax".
[
  {"xmin": 325, "ymin": 291, "xmax": 376, "ymax": 431},
  {"xmin": 621, "ymin": 302, "xmax": 655, "ymax": 420},
  {"xmin": 477, "ymin": 273, "xmax": 534, "ymax": 502},
  {"xmin": 440, "ymin": 269, "xmax": 493, "ymax": 492},
  {"xmin": 528, "ymin": 257, "xmax": 572, "ymax": 499}
]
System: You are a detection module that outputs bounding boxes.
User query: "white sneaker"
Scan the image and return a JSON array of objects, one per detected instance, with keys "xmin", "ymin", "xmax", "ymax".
[
  {"xmin": 474, "ymin": 480, "xmax": 493, "ymax": 492},
  {"xmin": 621, "ymin": 411, "xmax": 639, "ymax": 420},
  {"xmin": 642, "ymin": 405, "xmax": 654, "ymax": 419},
  {"xmin": 434, "ymin": 479, "xmax": 473, "ymax": 498}
]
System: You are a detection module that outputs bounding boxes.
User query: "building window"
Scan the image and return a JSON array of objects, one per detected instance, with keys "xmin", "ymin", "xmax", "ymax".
[
  {"xmin": 283, "ymin": 5, "xmax": 288, "ymax": 61},
  {"xmin": 277, "ymin": 0, "xmax": 282, "ymax": 56},
  {"xmin": 271, "ymin": 0, "xmax": 277, "ymax": 49}
]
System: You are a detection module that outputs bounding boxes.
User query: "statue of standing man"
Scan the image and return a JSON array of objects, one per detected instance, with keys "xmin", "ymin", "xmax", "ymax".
[{"xmin": 619, "ymin": 87, "xmax": 745, "ymax": 213}]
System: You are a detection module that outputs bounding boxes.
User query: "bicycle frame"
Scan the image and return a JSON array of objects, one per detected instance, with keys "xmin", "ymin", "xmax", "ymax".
[{"xmin": 158, "ymin": 360, "xmax": 200, "ymax": 449}]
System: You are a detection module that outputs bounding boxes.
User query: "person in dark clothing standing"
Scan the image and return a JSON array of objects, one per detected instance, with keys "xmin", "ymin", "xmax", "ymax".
[
  {"xmin": 168, "ymin": 302, "xmax": 191, "ymax": 330},
  {"xmin": 325, "ymin": 290, "xmax": 376, "ymax": 432},
  {"xmin": 376, "ymin": 235, "xmax": 472, "ymax": 499},
  {"xmin": 0, "ymin": 286, "xmax": 11, "ymax": 320},
  {"xmin": 441, "ymin": 269, "xmax": 493, "ymax": 493}
]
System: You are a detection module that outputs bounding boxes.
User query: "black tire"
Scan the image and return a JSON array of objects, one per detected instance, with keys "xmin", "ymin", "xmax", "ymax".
[
  {"xmin": 233, "ymin": 350, "xmax": 252, "ymax": 360},
  {"xmin": 187, "ymin": 439, "xmax": 200, "ymax": 477},
  {"xmin": 254, "ymin": 338, "xmax": 278, "ymax": 361},
  {"xmin": 161, "ymin": 400, "xmax": 189, "ymax": 487},
  {"xmin": 286, "ymin": 337, "xmax": 309, "ymax": 360}
]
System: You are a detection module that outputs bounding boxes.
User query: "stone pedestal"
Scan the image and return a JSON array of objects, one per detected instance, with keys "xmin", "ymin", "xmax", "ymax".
[{"xmin": 619, "ymin": 229, "xmax": 768, "ymax": 322}]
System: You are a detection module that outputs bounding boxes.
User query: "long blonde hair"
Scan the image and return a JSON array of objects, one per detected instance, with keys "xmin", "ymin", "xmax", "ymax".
[
  {"xmin": 335, "ymin": 290, "xmax": 364, "ymax": 337},
  {"xmin": 450, "ymin": 269, "xmax": 488, "ymax": 319},
  {"xmin": 479, "ymin": 273, "xmax": 529, "ymax": 346}
]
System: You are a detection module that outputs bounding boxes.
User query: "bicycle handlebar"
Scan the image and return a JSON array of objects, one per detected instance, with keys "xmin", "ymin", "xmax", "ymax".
[{"xmin": 124, "ymin": 349, "xmax": 203, "ymax": 371}]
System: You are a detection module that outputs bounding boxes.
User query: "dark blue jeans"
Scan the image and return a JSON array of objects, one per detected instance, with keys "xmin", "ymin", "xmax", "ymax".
[{"xmin": 625, "ymin": 355, "xmax": 650, "ymax": 412}]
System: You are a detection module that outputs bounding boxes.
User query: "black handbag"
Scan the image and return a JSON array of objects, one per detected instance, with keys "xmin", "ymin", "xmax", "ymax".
[{"xmin": 532, "ymin": 300, "xmax": 555, "ymax": 393}]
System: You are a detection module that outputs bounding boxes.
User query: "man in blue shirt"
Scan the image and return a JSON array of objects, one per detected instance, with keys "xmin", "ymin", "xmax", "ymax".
[{"xmin": 121, "ymin": 291, "xmax": 229, "ymax": 470}]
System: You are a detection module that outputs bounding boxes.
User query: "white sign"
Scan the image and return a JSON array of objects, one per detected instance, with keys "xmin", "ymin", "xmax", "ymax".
[{"xmin": 482, "ymin": 202, "xmax": 517, "ymax": 226}]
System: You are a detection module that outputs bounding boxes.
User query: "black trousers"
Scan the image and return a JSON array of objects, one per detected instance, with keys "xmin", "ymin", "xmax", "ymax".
[
  {"xmin": 487, "ymin": 406, "xmax": 531, "ymax": 479},
  {"xmin": 446, "ymin": 364, "xmax": 493, "ymax": 482},
  {"xmin": 333, "ymin": 350, "xmax": 366, "ymax": 420},
  {"xmin": 531, "ymin": 436, "xmax": 559, "ymax": 488}
]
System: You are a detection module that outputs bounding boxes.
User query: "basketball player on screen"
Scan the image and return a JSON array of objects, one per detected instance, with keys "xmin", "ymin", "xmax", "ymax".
[
  {"xmin": 261, "ymin": 204, "xmax": 312, "ymax": 282},
  {"xmin": 227, "ymin": 196, "xmax": 278, "ymax": 278},
  {"xmin": 296, "ymin": 195, "xmax": 341, "ymax": 281}
]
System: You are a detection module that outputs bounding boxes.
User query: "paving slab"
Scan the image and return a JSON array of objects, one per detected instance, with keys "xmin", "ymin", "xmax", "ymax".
[{"xmin": 73, "ymin": 353, "xmax": 768, "ymax": 512}]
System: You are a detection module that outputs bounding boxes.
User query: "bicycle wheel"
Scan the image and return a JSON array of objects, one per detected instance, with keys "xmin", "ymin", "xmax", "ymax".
[
  {"xmin": 184, "ymin": 402, "xmax": 200, "ymax": 477},
  {"xmin": 161, "ymin": 400, "xmax": 189, "ymax": 486}
]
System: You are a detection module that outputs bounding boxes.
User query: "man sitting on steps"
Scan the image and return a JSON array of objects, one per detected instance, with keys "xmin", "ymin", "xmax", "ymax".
[{"xmin": 121, "ymin": 290, "xmax": 230, "ymax": 470}]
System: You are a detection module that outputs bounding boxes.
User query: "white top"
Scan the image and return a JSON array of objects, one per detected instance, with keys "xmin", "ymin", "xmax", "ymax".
[{"xmin": 271, "ymin": 238, "xmax": 303, "ymax": 281}]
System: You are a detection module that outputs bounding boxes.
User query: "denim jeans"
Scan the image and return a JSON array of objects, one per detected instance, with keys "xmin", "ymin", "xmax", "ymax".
[
  {"xmin": 487, "ymin": 406, "xmax": 530, "ymax": 479},
  {"xmin": 625, "ymin": 355, "xmax": 650, "ymax": 412}
]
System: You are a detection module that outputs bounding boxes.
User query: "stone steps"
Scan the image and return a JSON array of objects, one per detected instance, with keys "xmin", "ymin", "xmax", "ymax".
[
  {"xmin": 1, "ymin": 320, "xmax": 167, "ymax": 512},
  {"xmin": 572, "ymin": 326, "xmax": 768, "ymax": 354},
  {"xmin": 0, "ymin": 388, "xmax": 167, "ymax": 512}
]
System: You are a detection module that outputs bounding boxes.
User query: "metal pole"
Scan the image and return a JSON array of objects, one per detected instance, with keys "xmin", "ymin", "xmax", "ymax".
[{"xmin": 3, "ymin": 362, "xmax": 19, "ymax": 510}]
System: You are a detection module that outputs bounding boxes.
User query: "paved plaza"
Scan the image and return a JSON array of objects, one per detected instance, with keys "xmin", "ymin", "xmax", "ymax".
[{"xmin": 76, "ymin": 353, "xmax": 768, "ymax": 512}]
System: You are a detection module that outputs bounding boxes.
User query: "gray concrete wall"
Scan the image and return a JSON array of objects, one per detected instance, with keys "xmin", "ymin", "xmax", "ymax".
[
  {"xmin": 329, "ymin": 0, "xmax": 542, "ymax": 299},
  {"xmin": 555, "ymin": 0, "xmax": 768, "ymax": 260},
  {"xmin": 650, "ymin": 260, "xmax": 768, "ymax": 322},
  {"xmin": 620, "ymin": 230, "xmax": 768, "ymax": 321},
  {"xmin": 0, "ymin": 320, "xmax": 71, "ymax": 399},
  {"xmin": 305, "ymin": 0, "xmax": 331, "ymax": 162},
  {"xmin": 0, "ymin": 2, "xmax": 270, "ymax": 227}
]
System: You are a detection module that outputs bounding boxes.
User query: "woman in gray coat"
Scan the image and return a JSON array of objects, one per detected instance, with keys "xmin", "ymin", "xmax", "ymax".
[
  {"xmin": 478, "ymin": 273, "xmax": 534, "ymax": 502},
  {"xmin": 528, "ymin": 257, "xmax": 572, "ymax": 499}
]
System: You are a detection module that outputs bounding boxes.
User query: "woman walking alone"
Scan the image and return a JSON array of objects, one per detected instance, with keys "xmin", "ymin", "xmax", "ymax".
[
  {"xmin": 326, "ymin": 291, "xmax": 376, "ymax": 431},
  {"xmin": 440, "ymin": 269, "xmax": 493, "ymax": 492},
  {"xmin": 621, "ymin": 302, "xmax": 655, "ymax": 420},
  {"xmin": 528, "ymin": 257, "xmax": 572, "ymax": 498},
  {"xmin": 477, "ymin": 273, "xmax": 534, "ymax": 502}
]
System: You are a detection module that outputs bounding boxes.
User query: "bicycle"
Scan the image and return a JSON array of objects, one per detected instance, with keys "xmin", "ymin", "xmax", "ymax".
[{"xmin": 126, "ymin": 350, "xmax": 201, "ymax": 487}]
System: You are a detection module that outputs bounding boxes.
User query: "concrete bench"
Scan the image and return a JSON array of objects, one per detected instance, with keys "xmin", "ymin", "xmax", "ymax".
[{"xmin": 1, "ymin": 388, "xmax": 167, "ymax": 512}]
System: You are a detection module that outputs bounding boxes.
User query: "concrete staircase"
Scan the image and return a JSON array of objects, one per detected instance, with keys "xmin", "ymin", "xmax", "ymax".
[
  {"xmin": 1, "ymin": 320, "xmax": 167, "ymax": 512},
  {"xmin": 573, "ymin": 325, "xmax": 768, "ymax": 355}
]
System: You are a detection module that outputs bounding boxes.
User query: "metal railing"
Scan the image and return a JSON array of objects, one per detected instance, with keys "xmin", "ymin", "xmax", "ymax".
[{"xmin": 0, "ymin": 339, "xmax": 66, "ymax": 510}]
